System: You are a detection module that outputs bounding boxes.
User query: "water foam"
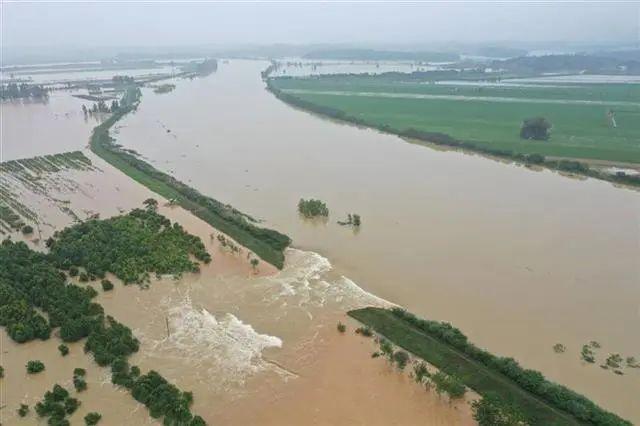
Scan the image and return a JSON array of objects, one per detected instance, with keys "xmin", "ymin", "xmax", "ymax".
[
  {"xmin": 149, "ymin": 294, "xmax": 289, "ymax": 389},
  {"xmin": 268, "ymin": 248, "xmax": 393, "ymax": 310}
]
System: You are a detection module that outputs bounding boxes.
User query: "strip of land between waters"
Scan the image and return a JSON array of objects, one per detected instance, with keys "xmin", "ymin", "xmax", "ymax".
[
  {"xmin": 265, "ymin": 77, "xmax": 640, "ymax": 190},
  {"xmin": 349, "ymin": 307, "xmax": 631, "ymax": 426},
  {"xmin": 88, "ymin": 80, "xmax": 291, "ymax": 269}
]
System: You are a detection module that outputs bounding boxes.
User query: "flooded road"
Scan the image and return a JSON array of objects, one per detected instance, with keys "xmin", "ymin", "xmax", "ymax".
[{"xmin": 114, "ymin": 60, "xmax": 640, "ymax": 421}]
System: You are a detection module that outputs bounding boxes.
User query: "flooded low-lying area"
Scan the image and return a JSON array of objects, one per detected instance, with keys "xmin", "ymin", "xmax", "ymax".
[
  {"xmin": 1, "ymin": 92, "xmax": 103, "ymax": 161},
  {"xmin": 113, "ymin": 59, "xmax": 640, "ymax": 421},
  {"xmin": 0, "ymin": 154, "xmax": 473, "ymax": 424}
]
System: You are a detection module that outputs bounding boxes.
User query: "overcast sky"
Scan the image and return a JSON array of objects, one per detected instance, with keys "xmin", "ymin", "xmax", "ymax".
[{"xmin": 2, "ymin": 2, "xmax": 639, "ymax": 47}]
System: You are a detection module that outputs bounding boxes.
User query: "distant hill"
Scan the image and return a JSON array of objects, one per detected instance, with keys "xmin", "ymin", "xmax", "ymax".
[{"xmin": 303, "ymin": 49, "xmax": 459, "ymax": 62}]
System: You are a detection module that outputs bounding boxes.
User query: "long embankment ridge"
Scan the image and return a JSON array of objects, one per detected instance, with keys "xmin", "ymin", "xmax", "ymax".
[
  {"xmin": 348, "ymin": 307, "xmax": 631, "ymax": 426},
  {"xmin": 265, "ymin": 77, "xmax": 640, "ymax": 189},
  {"xmin": 89, "ymin": 84, "xmax": 290, "ymax": 269}
]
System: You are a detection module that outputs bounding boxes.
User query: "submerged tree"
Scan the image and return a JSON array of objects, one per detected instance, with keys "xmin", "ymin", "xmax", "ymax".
[{"xmin": 298, "ymin": 199, "xmax": 329, "ymax": 218}]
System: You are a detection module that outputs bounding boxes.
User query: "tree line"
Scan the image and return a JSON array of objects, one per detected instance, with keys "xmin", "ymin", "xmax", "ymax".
[
  {"xmin": 1, "ymin": 83, "xmax": 49, "ymax": 100},
  {"xmin": 389, "ymin": 307, "xmax": 630, "ymax": 425}
]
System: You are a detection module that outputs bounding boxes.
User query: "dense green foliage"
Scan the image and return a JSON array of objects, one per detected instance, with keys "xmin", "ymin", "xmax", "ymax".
[
  {"xmin": 109, "ymin": 358, "xmax": 205, "ymax": 425},
  {"xmin": 48, "ymin": 207, "xmax": 211, "ymax": 284},
  {"xmin": 88, "ymin": 86, "xmax": 290, "ymax": 268},
  {"xmin": 298, "ymin": 198, "xmax": 329, "ymax": 218},
  {"xmin": 26, "ymin": 360, "xmax": 45, "ymax": 374},
  {"xmin": 0, "ymin": 232, "xmax": 206, "ymax": 424},
  {"xmin": 35, "ymin": 384, "xmax": 78, "ymax": 425},
  {"xmin": 349, "ymin": 307, "xmax": 630, "ymax": 425},
  {"xmin": 472, "ymin": 394, "xmax": 528, "ymax": 426},
  {"xmin": 85, "ymin": 412, "xmax": 102, "ymax": 425},
  {"xmin": 268, "ymin": 76, "xmax": 640, "ymax": 187},
  {"xmin": 73, "ymin": 367, "xmax": 88, "ymax": 391}
]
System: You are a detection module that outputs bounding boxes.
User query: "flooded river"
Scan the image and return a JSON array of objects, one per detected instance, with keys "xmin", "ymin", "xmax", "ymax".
[{"xmin": 113, "ymin": 60, "xmax": 640, "ymax": 421}]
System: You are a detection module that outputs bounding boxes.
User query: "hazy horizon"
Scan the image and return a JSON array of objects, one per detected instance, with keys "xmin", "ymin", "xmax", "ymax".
[{"xmin": 3, "ymin": 2, "xmax": 638, "ymax": 49}]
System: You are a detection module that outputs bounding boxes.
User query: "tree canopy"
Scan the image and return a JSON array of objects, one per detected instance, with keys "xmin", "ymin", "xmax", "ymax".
[{"xmin": 520, "ymin": 117, "xmax": 552, "ymax": 141}]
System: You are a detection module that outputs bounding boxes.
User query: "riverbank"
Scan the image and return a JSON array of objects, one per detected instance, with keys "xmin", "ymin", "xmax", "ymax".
[
  {"xmin": 265, "ymin": 78, "xmax": 640, "ymax": 189},
  {"xmin": 349, "ymin": 307, "xmax": 631, "ymax": 425}
]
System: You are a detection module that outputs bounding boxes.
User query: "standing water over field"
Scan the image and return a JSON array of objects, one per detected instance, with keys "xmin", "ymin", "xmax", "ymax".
[{"xmin": 115, "ymin": 60, "xmax": 640, "ymax": 421}]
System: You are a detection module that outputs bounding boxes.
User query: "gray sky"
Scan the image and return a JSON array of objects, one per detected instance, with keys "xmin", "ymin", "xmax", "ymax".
[{"xmin": 2, "ymin": 1, "xmax": 639, "ymax": 47}]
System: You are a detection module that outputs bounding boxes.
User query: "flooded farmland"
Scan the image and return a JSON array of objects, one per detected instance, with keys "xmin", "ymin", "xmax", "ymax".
[{"xmin": 112, "ymin": 60, "xmax": 640, "ymax": 421}]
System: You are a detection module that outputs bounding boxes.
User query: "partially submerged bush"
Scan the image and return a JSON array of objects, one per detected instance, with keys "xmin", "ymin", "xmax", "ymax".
[
  {"xmin": 393, "ymin": 350, "xmax": 410, "ymax": 370},
  {"xmin": 337, "ymin": 322, "xmax": 346, "ymax": 333},
  {"xmin": 58, "ymin": 344, "xmax": 69, "ymax": 356},
  {"xmin": 298, "ymin": 199, "xmax": 329, "ymax": 218},
  {"xmin": 26, "ymin": 360, "xmax": 45, "ymax": 374},
  {"xmin": 101, "ymin": 279, "xmax": 114, "ymax": 291},
  {"xmin": 85, "ymin": 412, "xmax": 102, "ymax": 425}
]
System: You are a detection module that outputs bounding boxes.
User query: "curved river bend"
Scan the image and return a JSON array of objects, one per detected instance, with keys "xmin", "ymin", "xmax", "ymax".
[{"xmin": 114, "ymin": 60, "xmax": 640, "ymax": 421}]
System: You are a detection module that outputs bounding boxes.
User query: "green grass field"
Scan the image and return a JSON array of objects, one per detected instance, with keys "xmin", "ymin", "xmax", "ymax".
[{"xmin": 271, "ymin": 76, "xmax": 640, "ymax": 164}]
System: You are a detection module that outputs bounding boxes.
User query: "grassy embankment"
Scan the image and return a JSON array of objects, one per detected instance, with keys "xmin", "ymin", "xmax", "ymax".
[
  {"xmin": 267, "ymin": 75, "xmax": 640, "ymax": 187},
  {"xmin": 349, "ymin": 307, "xmax": 630, "ymax": 426},
  {"xmin": 89, "ymin": 86, "xmax": 290, "ymax": 269}
]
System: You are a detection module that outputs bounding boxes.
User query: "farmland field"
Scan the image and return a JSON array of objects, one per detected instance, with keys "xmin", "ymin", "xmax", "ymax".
[{"xmin": 270, "ymin": 75, "xmax": 640, "ymax": 164}]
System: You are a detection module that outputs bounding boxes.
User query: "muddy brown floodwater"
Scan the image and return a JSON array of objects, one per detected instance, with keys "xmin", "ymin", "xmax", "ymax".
[
  {"xmin": 1, "ymin": 91, "xmax": 104, "ymax": 162},
  {"xmin": 0, "ymin": 155, "xmax": 474, "ymax": 425},
  {"xmin": 113, "ymin": 60, "xmax": 640, "ymax": 421}
]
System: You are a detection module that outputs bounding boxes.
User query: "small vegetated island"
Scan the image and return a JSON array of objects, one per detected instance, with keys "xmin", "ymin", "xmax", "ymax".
[
  {"xmin": 349, "ymin": 307, "xmax": 631, "ymax": 425},
  {"xmin": 0, "ymin": 203, "xmax": 211, "ymax": 425},
  {"xmin": 298, "ymin": 198, "xmax": 329, "ymax": 218},
  {"xmin": 266, "ymin": 56, "xmax": 640, "ymax": 187}
]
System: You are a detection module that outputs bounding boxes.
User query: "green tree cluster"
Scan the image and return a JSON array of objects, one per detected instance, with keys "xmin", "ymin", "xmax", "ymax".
[
  {"xmin": 298, "ymin": 199, "xmax": 329, "ymax": 218},
  {"xmin": 85, "ymin": 412, "xmax": 102, "ymax": 425},
  {"xmin": 0, "ymin": 220, "xmax": 207, "ymax": 425},
  {"xmin": 74, "ymin": 368, "xmax": 87, "ymax": 392},
  {"xmin": 27, "ymin": 360, "xmax": 45, "ymax": 374},
  {"xmin": 58, "ymin": 344, "xmax": 69, "ymax": 356},
  {"xmin": 18, "ymin": 403, "xmax": 29, "ymax": 417},
  {"xmin": 35, "ymin": 384, "xmax": 79, "ymax": 426},
  {"xmin": 520, "ymin": 117, "xmax": 552, "ymax": 141},
  {"xmin": 48, "ymin": 207, "xmax": 211, "ymax": 284},
  {"xmin": 0, "ymin": 83, "xmax": 48, "ymax": 100},
  {"xmin": 101, "ymin": 279, "xmax": 114, "ymax": 291}
]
